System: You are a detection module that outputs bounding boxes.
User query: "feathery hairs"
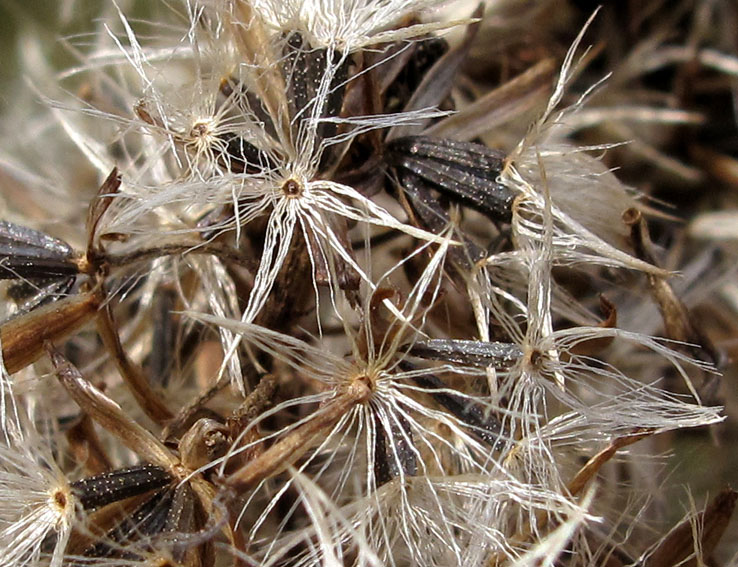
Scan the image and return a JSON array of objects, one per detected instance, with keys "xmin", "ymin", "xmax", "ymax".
[{"xmin": 0, "ymin": 1, "xmax": 735, "ymax": 566}]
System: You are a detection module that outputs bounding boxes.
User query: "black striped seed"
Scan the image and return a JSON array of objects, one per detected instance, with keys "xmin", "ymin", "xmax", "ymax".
[
  {"xmin": 71, "ymin": 464, "xmax": 173, "ymax": 510},
  {"xmin": 387, "ymin": 136, "xmax": 515, "ymax": 223}
]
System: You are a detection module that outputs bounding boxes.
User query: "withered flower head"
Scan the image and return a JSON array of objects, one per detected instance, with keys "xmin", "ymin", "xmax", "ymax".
[{"xmin": 0, "ymin": 1, "xmax": 734, "ymax": 566}]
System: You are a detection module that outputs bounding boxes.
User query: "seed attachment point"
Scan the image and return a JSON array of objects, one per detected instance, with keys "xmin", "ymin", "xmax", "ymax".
[{"xmin": 281, "ymin": 178, "xmax": 303, "ymax": 198}]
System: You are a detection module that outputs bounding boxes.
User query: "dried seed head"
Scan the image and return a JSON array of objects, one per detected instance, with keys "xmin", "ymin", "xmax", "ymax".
[
  {"xmin": 0, "ymin": 419, "xmax": 77, "ymax": 567},
  {"xmin": 0, "ymin": 2, "xmax": 731, "ymax": 566}
]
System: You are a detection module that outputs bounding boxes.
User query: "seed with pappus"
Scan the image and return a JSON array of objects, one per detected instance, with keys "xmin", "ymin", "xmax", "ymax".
[{"xmin": 0, "ymin": 1, "xmax": 735, "ymax": 566}]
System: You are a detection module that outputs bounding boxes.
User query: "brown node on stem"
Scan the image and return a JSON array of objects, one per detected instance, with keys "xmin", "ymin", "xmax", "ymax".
[
  {"xmin": 525, "ymin": 348, "xmax": 545, "ymax": 370},
  {"xmin": 190, "ymin": 121, "xmax": 210, "ymax": 138},
  {"xmin": 52, "ymin": 488, "xmax": 69, "ymax": 511},
  {"xmin": 350, "ymin": 371, "xmax": 378, "ymax": 396},
  {"xmin": 623, "ymin": 205, "xmax": 722, "ymax": 402},
  {"xmin": 281, "ymin": 178, "xmax": 303, "ymax": 198}
]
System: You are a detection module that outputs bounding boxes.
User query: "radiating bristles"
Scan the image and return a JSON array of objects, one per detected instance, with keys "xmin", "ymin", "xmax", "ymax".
[
  {"xmin": 401, "ymin": 363, "xmax": 503, "ymax": 447},
  {"xmin": 0, "ymin": 1, "xmax": 733, "ymax": 565},
  {"xmin": 218, "ymin": 133, "xmax": 276, "ymax": 174},
  {"xmin": 0, "ymin": 379, "xmax": 76, "ymax": 567}
]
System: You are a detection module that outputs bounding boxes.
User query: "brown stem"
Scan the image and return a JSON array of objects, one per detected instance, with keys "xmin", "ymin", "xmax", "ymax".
[
  {"xmin": 225, "ymin": 381, "xmax": 371, "ymax": 491},
  {"xmin": 96, "ymin": 301, "xmax": 174, "ymax": 425},
  {"xmin": 567, "ymin": 429, "xmax": 653, "ymax": 496},
  {"xmin": 47, "ymin": 344, "xmax": 178, "ymax": 470},
  {"xmin": 104, "ymin": 241, "xmax": 257, "ymax": 272},
  {"xmin": 1, "ymin": 291, "xmax": 100, "ymax": 374}
]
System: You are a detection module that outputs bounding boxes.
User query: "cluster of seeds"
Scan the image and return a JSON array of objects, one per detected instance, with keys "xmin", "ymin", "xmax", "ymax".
[{"xmin": 0, "ymin": 2, "xmax": 735, "ymax": 566}]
